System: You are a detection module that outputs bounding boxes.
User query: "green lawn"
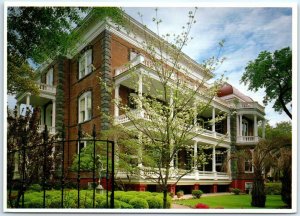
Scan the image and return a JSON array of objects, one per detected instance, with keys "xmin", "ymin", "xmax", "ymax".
[{"xmin": 174, "ymin": 195, "xmax": 287, "ymax": 209}]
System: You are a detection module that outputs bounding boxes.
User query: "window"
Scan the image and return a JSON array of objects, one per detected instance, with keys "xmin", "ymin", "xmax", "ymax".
[
  {"xmin": 77, "ymin": 141, "xmax": 90, "ymax": 154},
  {"xmin": 78, "ymin": 91, "xmax": 92, "ymax": 123},
  {"xmin": 46, "ymin": 68, "xmax": 54, "ymax": 86},
  {"xmin": 244, "ymin": 150, "xmax": 254, "ymax": 173},
  {"xmin": 78, "ymin": 49, "xmax": 93, "ymax": 79}
]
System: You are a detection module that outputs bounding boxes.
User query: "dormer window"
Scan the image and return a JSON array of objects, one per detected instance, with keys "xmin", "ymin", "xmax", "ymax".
[
  {"xmin": 46, "ymin": 68, "xmax": 54, "ymax": 86},
  {"xmin": 79, "ymin": 49, "xmax": 93, "ymax": 79}
]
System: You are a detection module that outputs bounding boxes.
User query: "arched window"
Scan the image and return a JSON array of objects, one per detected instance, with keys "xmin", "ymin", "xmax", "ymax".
[
  {"xmin": 79, "ymin": 49, "xmax": 93, "ymax": 79},
  {"xmin": 78, "ymin": 91, "xmax": 92, "ymax": 123}
]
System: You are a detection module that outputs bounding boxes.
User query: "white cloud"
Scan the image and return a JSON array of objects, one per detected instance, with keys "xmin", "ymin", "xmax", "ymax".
[{"xmin": 125, "ymin": 7, "xmax": 292, "ymax": 125}]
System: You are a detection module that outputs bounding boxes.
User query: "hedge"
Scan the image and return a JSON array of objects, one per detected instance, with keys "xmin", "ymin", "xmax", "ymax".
[
  {"xmin": 265, "ymin": 182, "xmax": 282, "ymax": 195},
  {"xmin": 13, "ymin": 189, "xmax": 171, "ymax": 209}
]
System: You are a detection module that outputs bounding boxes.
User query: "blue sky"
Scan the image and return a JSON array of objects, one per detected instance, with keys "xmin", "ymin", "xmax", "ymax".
[
  {"xmin": 124, "ymin": 7, "xmax": 292, "ymax": 126},
  {"xmin": 7, "ymin": 7, "xmax": 292, "ymax": 126}
]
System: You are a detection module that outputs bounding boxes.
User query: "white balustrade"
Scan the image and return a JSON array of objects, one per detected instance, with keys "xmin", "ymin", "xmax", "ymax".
[{"xmin": 38, "ymin": 125, "xmax": 56, "ymax": 134}]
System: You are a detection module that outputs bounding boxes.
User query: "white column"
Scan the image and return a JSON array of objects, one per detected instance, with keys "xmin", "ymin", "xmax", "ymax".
[
  {"xmin": 26, "ymin": 93, "xmax": 31, "ymax": 108},
  {"xmin": 114, "ymin": 85, "xmax": 120, "ymax": 118},
  {"xmin": 138, "ymin": 73, "xmax": 143, "ymax": 117},
  {"xmin": 194, "ymin": 141, "xmax": 199, "ymax": 180},
  {"xmin": 254, "ymin": 115, "xmax": 258, "ymax": 141},
  {"xmin": 212, "ymin": 145, "xmax": 217, "ymax": 180},
  {"xmin": 52, "ymin": 99, "xmax": 56, "ymax": 131},
  {"xmin": 212, "ymin": 106, "xmax": 216, "ymax": 137},
  {"xmin": 239, "ymin": 114, "xmax": 243, "ymax": 137},
  {"xmin": 227, "ymin": 148, "xmax": 231, "ymax": 179},
  {"xmin": 262, "ymin": 119, "xmax": 266, "ymax": 139},
  {"xmin": 227, "ymin": 113, "xmax": 231, "ymax": 137},
  {"xmin": 236, "ymin": 114, "xmax": 239, "ymax": 137},
  {"xmin": 212, "ymin": 145, "xmax": 216, "ymax": 172}
]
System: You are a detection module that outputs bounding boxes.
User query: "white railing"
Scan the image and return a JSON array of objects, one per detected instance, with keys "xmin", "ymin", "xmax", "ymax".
[
  {"xmin": 38, "ymin": 125, "xmax": 56, "ymax": 134},
  {"xmin": 115, "ymin": 109, "xmax": 150, "ymax": 124},
  {"xmin": 115, "ymin": 55, "xmax": 152, "ymax": 76},
  {"xmin": 119, "ymin": 167, "xmax": 230, "ymax": 180},
  {"xmin": 237, "ymin": 102, "xmax": 265, "ymax": 113},
  {"xmin": 237, "ymin": 136, "xmax": 260, "ymax": 143},
  {"xmin": 39, "ymin": 83, "xmax": 56, "ymax": 94}
]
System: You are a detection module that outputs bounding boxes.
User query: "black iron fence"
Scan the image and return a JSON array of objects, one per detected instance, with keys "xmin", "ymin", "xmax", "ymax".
[{"xmin": 7, "ymin": 124, "xmax": 115, "ymax": 208}]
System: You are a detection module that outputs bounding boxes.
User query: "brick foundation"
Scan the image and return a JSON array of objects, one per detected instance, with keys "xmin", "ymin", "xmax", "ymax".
[{"xmin": 168, "ymin": 184, "xmax": 176, "ymax": 194}]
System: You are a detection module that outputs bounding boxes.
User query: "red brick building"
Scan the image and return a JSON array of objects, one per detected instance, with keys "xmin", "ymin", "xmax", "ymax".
[{"xmin": 16, "ymin": 11, "xmax": 266, "ymax": 194}]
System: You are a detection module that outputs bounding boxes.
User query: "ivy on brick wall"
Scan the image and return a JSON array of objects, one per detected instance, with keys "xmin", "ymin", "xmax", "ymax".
[
  {"xmin": 100, "ymin": 30, "xmax": 112, "ymax": 131},
  {"xmin": 55, "ymin": 58, "xmax": 65, "ymax": 134},
  {"xmin": 230, "ymin": 110, "xmax": 238, "ymax": 179}
]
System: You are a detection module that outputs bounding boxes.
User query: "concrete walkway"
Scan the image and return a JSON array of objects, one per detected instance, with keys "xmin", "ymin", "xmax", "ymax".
[
  {"xmin": 172, "ymin": 192, "xmax": 231, "ymax": 201},
  {"xmin": 171, "ymin": 192, "xmax": 231, "ymax": 209}
]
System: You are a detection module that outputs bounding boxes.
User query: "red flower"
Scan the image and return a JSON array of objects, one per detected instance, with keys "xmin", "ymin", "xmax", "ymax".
[{"xmin": 195, "ymin": 203, "xmax": 209, "ymax": 209}]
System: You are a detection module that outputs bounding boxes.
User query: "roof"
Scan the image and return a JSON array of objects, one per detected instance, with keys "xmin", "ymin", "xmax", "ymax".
[{"xmin": 217, "ymin": 83, "xmax": 253, "ymax": 102}]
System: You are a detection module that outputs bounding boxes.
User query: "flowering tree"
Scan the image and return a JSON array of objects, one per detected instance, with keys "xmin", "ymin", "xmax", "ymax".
[{"xmin": 105, "ymin": 8, "xmax": 226, "ymax": 208}]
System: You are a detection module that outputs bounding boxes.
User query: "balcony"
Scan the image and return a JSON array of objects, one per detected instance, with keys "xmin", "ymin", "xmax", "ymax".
[
  {"xmin": 117, "ymin": 167, "xmax": 230, "ymax": 181},
  {"xmin": 38, "ymin": 125, "xmax": 56, "ymax": 134},
  {"xmin": 236, "ymin": 102, "xmax": 265, "ymax": 114},
  {"xmin": 115, "ymin": 55, "xmax": 152, "ymax": 76},
  {"xmin": 115, "ymin": 110, "xmax": 230, "ymax": 143},
  {"xmin": 237, "ymin": 136, "xmax": 261, "ymax": 144}
]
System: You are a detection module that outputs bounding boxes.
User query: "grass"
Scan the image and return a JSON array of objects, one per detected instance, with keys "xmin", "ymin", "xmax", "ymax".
[{"xmin": 174, "ymin": 194, "xmax": 287, "ymax": 209}]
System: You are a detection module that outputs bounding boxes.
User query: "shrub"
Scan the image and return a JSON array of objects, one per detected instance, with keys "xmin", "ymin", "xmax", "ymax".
[
  {"xmin": 28, "ymin": 184, "xmax": 42, "ymax": 192},
  {"xmin": 155, "ymin": 194, "xmax": 171, "ymax": 208},
  {"xmin": 99, "ymin": 199, "xmax": 111, "ymax": 208},
  {"xmin": 265, "ymin": 182, "xmax": 281, "ymax": 195},
  {"xmin": 119, "ymin": 195, "xmax": 134, "ymax": 203},
  {"xmin": 129, "ymin": 198, "xmax": 149, "ymax": 209},
  {"xmin": 231, "ymin": 188, "xmax": 240, "ymax": 195},
  {"xmin": 192, "ymin": 190, "xmax": 203, "ymax": 199},
  {"xmin": 24, "ymin": 197, "xmax": 43, "ymax": 208},
  {"xmin": 146, "ymin": 196, "xmax": 163, "ymax": 209},
  {"xmin": 176, "ymin": 190, "xmax": 184, "ymax": 198},
  {"xmin": 195, "ymin": 203, "xmax": 209, "ymax": 209},
  {"xmin": 119, "ymin": 201, "xmax": 133, "ymax": 209},
  {"xmin": 169, "ymin": 192, "xmax": 174, "ymax": 198}
]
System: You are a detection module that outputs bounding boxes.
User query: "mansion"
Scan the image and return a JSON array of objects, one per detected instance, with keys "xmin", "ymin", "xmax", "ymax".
[{"xmin": 15, "ymin": 11, "xmax": 266, "ymax": 194}]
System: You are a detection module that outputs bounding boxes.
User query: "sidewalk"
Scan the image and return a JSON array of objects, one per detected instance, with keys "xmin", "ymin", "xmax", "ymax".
[{"xmin": 172, "ymin": 192, "xmax": 231, "ymax": 201}]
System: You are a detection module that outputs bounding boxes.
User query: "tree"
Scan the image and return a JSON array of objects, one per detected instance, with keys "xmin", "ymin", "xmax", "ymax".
[
  {"xmin": 103, "ymin": 8, "xmax": 225, "ymax": 208},
  {"xmin": 249, "ymin": 121, "xmax": 292, "ymax": 208},
  {"xmin": 7, "ymin": 7, "xmax": 124, "ymax": 95},
  {"xmin": 241, "ymin": 47, "xmax": 292, "ymax": 119},
  {"xmin": 7, "ymin": 107, "xmax": 55, "ymax": 208}
]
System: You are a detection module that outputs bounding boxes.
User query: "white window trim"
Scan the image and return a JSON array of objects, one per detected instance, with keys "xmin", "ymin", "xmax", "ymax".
[
  {"xmin": 46, "ymin": 68, "xmax": 54, "ymax": 86},
  {"xmin": 78, "ymin": 91, "xmax": 92, "ymax": 123},
  {"xmin": 78, "ymin": 49, "xmax": 93, "ymax": 80},
  {"xmin": 78, "ymin": 140, "xmax": 87, "ymax": 154}
]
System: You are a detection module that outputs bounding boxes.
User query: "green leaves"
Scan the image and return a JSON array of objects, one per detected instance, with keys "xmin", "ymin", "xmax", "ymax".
[{"xmin": 241, "ymin": 47, "xmax": 292, "ymax": 119}]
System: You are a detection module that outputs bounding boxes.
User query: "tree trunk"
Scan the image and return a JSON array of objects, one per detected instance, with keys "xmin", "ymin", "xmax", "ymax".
[
  {"xmin": 281, "ymin": 168, "xmax": 291, "ymax": 207},
  {"xmin": 251, "ymin": 173, "xmax": 266, "ymax": 207},
  {"xmin": 163, "ymin": 189, "xmax": 168, "ymax": 209}
]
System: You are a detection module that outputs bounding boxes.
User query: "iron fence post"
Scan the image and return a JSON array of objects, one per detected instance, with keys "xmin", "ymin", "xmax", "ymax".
[
  {"xmin": 92, "ymin": 124, "xmax": 96, "ymax": 208},
  {"xmin": 106, "ymin": 140, "xmax": 109, "ymax": 208},
  {"xmin": 77, "ymin": 124, "xmax": 82, "ymax": 208},
  {"xmin": 43, "ymin": 125, "xmax": 48, "ymax": 208},
  {"xmin": 110, "ymin": 140, "xmax": 115, "ymax": 209},
  {"xmin": 61, "ymin": 124, "xmax": 65, "ymax": 208}
]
